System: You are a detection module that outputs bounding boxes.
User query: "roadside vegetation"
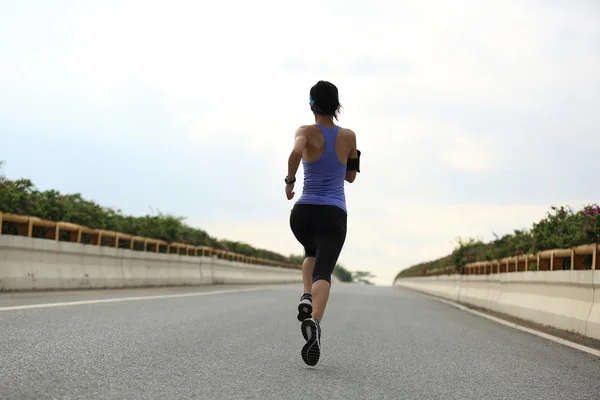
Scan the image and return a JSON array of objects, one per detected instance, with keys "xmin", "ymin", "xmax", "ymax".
[
  {"xmin": 0, "ymin": 161, "xmax": 374, "ymax": 284},
  {"xmin": 396, "ymin": 203, "xmax": 599, "ymax": 279}
]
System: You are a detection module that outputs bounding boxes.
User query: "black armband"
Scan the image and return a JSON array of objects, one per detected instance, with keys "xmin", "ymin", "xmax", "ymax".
[{"xmin": 347, "ymin": 149, "xmax": 361, "ymax": 172}]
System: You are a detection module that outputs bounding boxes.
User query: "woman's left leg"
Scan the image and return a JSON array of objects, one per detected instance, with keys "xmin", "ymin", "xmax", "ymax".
[{"xmin": 290, "ymin": 204, "xmax": 317, "ymax": 321}]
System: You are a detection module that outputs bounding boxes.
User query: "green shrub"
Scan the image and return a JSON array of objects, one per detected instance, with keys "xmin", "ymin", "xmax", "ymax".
[
  {"xmin": 396, "ymin": 203, "xmax": 599, "ymax": 279},
  {"xmin": 0, "ymin": 170, "xmax": 294, "ymax": 263}
]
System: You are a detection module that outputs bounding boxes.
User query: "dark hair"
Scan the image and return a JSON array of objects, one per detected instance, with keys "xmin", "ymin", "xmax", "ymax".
[{"xmin": 309, "ymin": 80, "xmax": 341, "ymax": 120}]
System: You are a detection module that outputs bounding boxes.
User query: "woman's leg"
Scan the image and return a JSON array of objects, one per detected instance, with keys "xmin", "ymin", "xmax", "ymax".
[
  {"xmin": 296, "ymin": 256, "xmax": 315, "ymax": 321},
  {"xmin": 302, "ymin": 256, "xmax": 315, "ymax": 294},
  {"xmin": 299, "ymin": 205, "xmax": 347, "ymax": 366},
  {"xmin": 290, "ymin": 204, "xmax": 317, "ymax": 321},
  {"xmin": 311, "ymin": 229, "xmax": 346, "ymax": 322},
  {"xmin": 311, "ymin": 280, "xmax": 331, "ymax": 322}
]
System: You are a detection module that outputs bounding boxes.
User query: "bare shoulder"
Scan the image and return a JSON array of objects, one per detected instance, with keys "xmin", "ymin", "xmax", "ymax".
[
  {"xmin": 338, "ymin": 127, "xmax": 356, "ymax": 142},
  {"xmin": 295, "ymin": 124, "xmax": 318, "ymax": 136},
  {"xmin": 338, "ymin": 127, "xmax": 356, "ymax": 136}
]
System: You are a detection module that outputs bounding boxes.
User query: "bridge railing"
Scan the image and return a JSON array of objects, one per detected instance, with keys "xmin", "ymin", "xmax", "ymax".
[
  {"xmin": 0, "ymin": 212, "xmax": 300, "ymax": 270},
  {"xmin": 400, "ymin": 244, "xmax": 598, "ymax": 277}
]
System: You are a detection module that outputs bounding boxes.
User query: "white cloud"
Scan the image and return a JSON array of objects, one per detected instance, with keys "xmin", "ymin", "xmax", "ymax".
[{"xmin": 443, "ymin": 133, "xmax": 494, "ymax": 172}]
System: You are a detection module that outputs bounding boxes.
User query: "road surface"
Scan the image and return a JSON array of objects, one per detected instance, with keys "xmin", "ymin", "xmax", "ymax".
[{"xmin": 1, "ymin": 283, "xmax": 599, "ymax": 399}]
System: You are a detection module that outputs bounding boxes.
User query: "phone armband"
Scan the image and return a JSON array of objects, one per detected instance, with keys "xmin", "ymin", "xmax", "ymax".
[{"xmin": 347, "ymin": 149, "xmax": 361, "ymax": 172}]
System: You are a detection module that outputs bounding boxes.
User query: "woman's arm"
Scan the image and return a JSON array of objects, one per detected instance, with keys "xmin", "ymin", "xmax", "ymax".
[
  {"xmin": 345, "ymin": 131, "xmax": 359, "ymax": 183},
  {"xmin": 287, "ymin": 126, "xmax": 308, "ymax": 182},
  {"xmin": 285, "ymin": 126, "xmax": 308, "ymax": 200}
]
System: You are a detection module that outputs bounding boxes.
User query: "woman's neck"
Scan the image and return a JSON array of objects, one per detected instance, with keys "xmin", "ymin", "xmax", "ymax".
[{"xmin": 314, "ymin": 115, "xmax": 335, "ymax": 128}]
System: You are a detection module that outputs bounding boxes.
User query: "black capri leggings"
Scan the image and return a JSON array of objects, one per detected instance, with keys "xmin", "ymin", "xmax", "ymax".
[{"xmin": 289, "ymin": 203, "xmax": 347, "ymax": 284}]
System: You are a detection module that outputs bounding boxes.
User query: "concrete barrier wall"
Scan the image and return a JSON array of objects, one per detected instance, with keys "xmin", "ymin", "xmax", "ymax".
[
  {"xmin": 397, "ymin": 275, "xmax": 460, "ymax": 301},
  {"xmin": 0, "ymin": 235, "xmax": 302, "ymax": 291},
  {"xmin": 587, "ymin": 272, "xmax": 600, "ymax": 339},
  {"xmin": 394, "ymin": 271, "xmax": 600, "ymax": 341}
]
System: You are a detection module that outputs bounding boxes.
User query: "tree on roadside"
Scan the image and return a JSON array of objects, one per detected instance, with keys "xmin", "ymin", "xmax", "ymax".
[
  {"xmin": 351, "ymin": 270, "xmax": 376, "ymax": 285},
  {"xmin": 333, "ymin": 263, "xmax": 354, "ymax": 282}
]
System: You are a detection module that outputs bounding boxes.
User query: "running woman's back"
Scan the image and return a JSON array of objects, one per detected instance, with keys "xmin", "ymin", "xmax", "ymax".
[{"xmin": 296, "ymin": 123, "xmax": 354, "ymax": 213}]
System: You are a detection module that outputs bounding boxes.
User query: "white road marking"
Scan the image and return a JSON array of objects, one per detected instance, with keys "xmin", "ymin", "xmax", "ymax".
[
  {"xmin": 416, "ymin": 291, "xmax": 600, "ymax": 358},
  {"xmin": 0, "ymin": 286, "xmax": 273, "ymax": 312}
]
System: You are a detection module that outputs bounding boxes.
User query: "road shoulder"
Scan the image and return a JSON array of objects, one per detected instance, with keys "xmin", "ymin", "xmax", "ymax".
[{"xmin": 402, "ymin": 287, "xmax": 600, "ymax": 356}]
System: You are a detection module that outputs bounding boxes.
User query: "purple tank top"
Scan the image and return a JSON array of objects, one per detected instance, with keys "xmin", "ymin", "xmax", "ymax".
[{"xmin": 296, "ymin": 124, "xmax": 347, "ymax": 213}]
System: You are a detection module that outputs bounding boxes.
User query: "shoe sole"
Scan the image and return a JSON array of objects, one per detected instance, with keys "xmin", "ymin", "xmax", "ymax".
[
  {"xmin": 297, "ymin": 302, "xmax": 312, "ymax": 322},
  {"xmin": 300, "ymin": 319, "xmax": 320, "ymax": 366}
]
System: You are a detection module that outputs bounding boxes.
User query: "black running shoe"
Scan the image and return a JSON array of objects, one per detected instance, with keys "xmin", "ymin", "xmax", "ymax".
[
  {"xmin": 297, "ymin": 293, "xmax": 312, "ymax": 322},
  {"xmin": 300, "ymin": 318, "xmax": 321, "ymax": 366}
]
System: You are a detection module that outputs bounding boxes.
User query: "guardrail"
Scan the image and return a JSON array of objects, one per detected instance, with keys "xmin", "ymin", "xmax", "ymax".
[
  {"xmin": 0, "ymin": 212, "xmax": 300, "ymax": 270},
  {"xmin": 399, "ymin": 244, "xmax": 598, "ymax": 278}
]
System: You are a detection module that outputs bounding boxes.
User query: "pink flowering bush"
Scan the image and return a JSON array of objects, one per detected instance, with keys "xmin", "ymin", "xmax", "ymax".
[{"xmin": 582, "ymin": 205, "xmax": 599, "ymax": 244}]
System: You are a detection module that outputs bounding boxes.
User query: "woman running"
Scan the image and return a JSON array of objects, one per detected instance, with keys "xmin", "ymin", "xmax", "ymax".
[{"xmin": 285, "ymin": 80, "xmax": 360, "ymax": 366}]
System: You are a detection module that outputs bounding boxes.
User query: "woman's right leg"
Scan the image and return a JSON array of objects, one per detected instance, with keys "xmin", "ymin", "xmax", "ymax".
[
  {"xmin": 310, "ymin": 205, "xmax": 347, "ymax": 322},
  {"xmin": 298, "ymin": 205, "xmax": 347, "ymax": 366},
  {"xmin": 300, "ymin": 213, "xmax": 347, "ymax": 366},
  {"xmin": 311, "ymin": 229, "xmax": 346, "ymax": 322}
]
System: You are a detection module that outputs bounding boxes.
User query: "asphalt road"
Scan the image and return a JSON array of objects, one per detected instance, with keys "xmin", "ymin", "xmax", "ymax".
[{"xmin": 1, "ymin": 283, "xmax": 599, "ymax": 400}]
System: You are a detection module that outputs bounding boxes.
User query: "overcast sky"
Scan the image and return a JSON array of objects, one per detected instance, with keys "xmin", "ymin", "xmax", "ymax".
[{"xmin": 1, "ymin": 0, "xmax": 599, "ymax": 285}]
